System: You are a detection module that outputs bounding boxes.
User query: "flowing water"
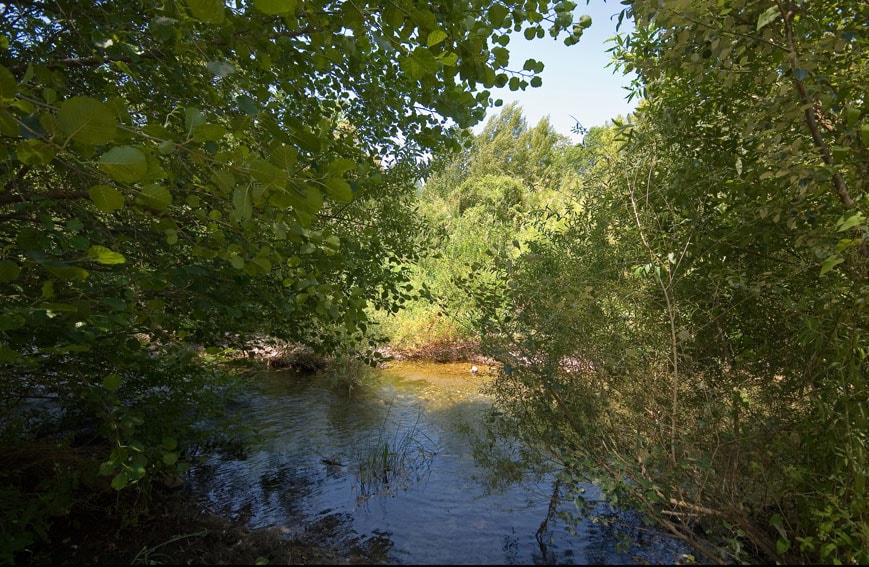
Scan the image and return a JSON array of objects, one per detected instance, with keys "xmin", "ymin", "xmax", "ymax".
[{"xmin": 189, "ymin": 362, "xmax": 688, "ymax": 564}]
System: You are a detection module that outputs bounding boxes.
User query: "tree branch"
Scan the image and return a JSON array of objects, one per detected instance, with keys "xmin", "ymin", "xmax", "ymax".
[
  {"xmin": 781, "ymin": 7, "xmax": 854, "ymax": 208},
  {"xmin": 0, "ymin": 191, "xmax": 89, "ymax": 205}
]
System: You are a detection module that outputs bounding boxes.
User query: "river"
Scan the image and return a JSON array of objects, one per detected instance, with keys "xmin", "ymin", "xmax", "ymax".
[{"xmin": 187, "ymin": 361, "xmax": 689, "ymax": 564}]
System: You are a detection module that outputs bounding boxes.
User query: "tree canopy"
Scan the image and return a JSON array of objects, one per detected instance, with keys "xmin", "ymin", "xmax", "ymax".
[{"xmin": 0, "ymin": 0, "xmax": 591, "ymax": 560}]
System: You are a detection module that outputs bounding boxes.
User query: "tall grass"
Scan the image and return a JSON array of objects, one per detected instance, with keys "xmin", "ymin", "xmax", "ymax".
[{"xmin": 354, "ymin": 402, "xmax": 437, "ymax": 497}]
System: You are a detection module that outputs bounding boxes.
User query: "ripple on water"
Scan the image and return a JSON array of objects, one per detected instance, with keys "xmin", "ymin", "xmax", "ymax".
[{"xmin": 190, "ymin": 364, "xmax": 691, "ymax": 565}]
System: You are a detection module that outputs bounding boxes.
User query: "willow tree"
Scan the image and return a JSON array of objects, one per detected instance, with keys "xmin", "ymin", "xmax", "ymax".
[{"xmin": 0, "ymin": 0, "xmax": 592, "ymax": 559}]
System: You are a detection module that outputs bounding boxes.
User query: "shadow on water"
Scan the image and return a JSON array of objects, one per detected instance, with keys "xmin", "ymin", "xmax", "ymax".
[{"xmin": 188, "ymin": 362, "xmax": 690, "ymax": 565}]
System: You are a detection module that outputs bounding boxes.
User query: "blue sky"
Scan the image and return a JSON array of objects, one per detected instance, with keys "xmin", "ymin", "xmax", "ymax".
[{"xmin": 474, "ymin": 1, "xmax": 638, "ymax": 142}]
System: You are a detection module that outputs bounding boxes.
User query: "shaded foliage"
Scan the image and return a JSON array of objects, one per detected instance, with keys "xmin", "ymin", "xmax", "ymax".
[{"xmin": 0, "ymin": 0, "xmax": 592, "ymax": 561}]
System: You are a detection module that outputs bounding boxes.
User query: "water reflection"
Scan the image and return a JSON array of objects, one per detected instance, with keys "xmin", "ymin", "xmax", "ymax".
[{"xmin": 189, "ymin": 362, "xmax": 686, "ymax": 564}]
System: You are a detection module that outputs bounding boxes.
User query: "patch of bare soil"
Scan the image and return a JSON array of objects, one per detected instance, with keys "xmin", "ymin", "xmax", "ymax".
[{"xmin": 378, "ymin": 339, "xmax": 491, "ymax": 364}]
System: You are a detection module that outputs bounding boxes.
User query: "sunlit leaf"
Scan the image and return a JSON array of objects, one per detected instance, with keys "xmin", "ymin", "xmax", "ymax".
[
  {"xmin": 206, "ymin": 60, "xmax": 235, "ymax": 78},
  {"xmin": 140, "ymin": 184, "xmax": 172, "ymax": 211},
  {"xmin": 186, "ymin": 0, "xmax": 225, "ymax": 23},
  {"xmin": 88, "ymin": 245, "xmax": 126, "ymax": 265},
  {"xmin": 16, "ymin": 140, "xmax": 55, "ymax": 165},
  {"xmin": 89, "ymin": 185, "xmax": 125, "ymax": 213},
  {"xmin": 99, "ymin": 146, "xmax": 147, "ymax": 183},
  {"xmin": 427, "ymin": 29, "xmax": 448, "ymax": 47},
  {"xmin": 326, "ymin": 158, "xmax": 356, "ymax": 175},
  {"xmin": 323, "ymin": 178, "xmax": 353, "ymax": 203},
  {"xmin": 254, "ymin": 0, "xmax": 296, "ymax": 15},
  {"xmin": 58, "ymin": 96, "xmax": 117, "ymax": 145},
  {"xmin": 756, "ymin": 6, "xmax": 779, "ymax": 31},
  {"xmin": 487, "ymin": 4, "xmax": 508, "ymax": 27},
  {"xmin": 437, "ymin": 52, "xmax": 458, "ymax": 66},
  {"xmin": 836, "ymin": 212, "xmax": 864, "ymax": 232},
  {"xmin": 819, "ymin": 255, "xmax": 844, "ymax": 276}
]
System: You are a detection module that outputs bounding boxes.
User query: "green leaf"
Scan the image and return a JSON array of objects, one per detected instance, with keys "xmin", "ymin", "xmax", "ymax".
[
  {"xmin": 427, "ymin": 30, "xmax": 448, "ymax": 47},
  {"xmin": 323, "ymin": 178, "xmax": 353, "ymax": 203},
  {"xmin": 58, "ymin": 96, "xmax": 117, "ymax": 145},
  {"xmin": 89, "ymin": 184, "xmax": 125, "ymax": 213},
  {"xmin": 251, "ymin": 256, "xmax": 272, "ymax": 274},
  {"xmin": 103, "ymin": 373, "xmax": 122, "ymax": 391},
  {"xmin": 327, "ymin": 158, "xmax": 356, "ymax": 175},
  {"xmin": 0, "ymin": 64, "xmax": 16, "ymax": 100},
  {"xmin": 819, "ymin": 255, "xmax": 844, "ymax": 276},
  {"xmin": 0, "ymin": 313, "xmax": 25, "ymax": 331},
  {"xmin": 192, "ymin": 123, "xmax": 227, "ymax": 142},
  {"xmin": 0, "ymin": 259, "xmax": 21, "ymax": 282},
  {"xmin": 99, "ymin": 146, "xmax": 147, "ymax": 183},
  {"xmin": 206, "ymin": 60, "xmax": 235, "ymax": 78},
  {"xmin": 836, "ymin": 212, "xmax": 864, "ymax": 232},
  {"xmin": 301, "ymin": 184, "xmax": 324, "ymax": 214},
  {"xmin": 211, "ymin": 170, "xmax": 236, "ymax": 192},
  {"xmin": 111, "ymin": 472, "xmax": 128, "ymax": 491},
  {"xmin": 323, "ymin": 235, "xmax": 340, "ymax": 250},
  {"xmin": 269, "ymin": 144, "xmax": 298, "ymax": 170},
  {"xmin": 401, "ymin": 48, "xmax": 438, "ymax": 80},
  {"xmin": 88, "ymin": 245, "xmax": 126, "ymax": 265},
  {"xmin": 400, "ymin": 56, "xmax": 423, "ymax": 80},
  {"xmin": 186, "ymin": 0, "xmax": 225, "ymax": 23},
  {"xmin": 0, "ymin": 345, "xmax": 20, "ymax": 363},
  {"xmin": 437, "ymin": 52, "xmax": 459, "ymax": 66},
  {"xmin": 233, "ymin": 186, "xmax": 253, "ymax": 219},
  {"xmin": 16, "ymin": 139, "xmax": 55, "ymax": 165},
  {"xmin": 756, "ymin": 6, "xmax": 779, "ymax": 31},
  {"xmin": 254, "ymin": 0, "xmax": 296, "ymax": 15},
  {"xmin": 237, "ymin": 95, "xmax": 259, "ymax": 116},
  {"xmin": 230, "ymin": 254, "xmax": 245, "ymax": 269},
  {"xmin": 45, "ymin": 264, "xmax": 89, "ymax": 280},
  {"xmin": 0, "ymin": 109, "xmax": 18, "ymax": 136},
  {"xmin": 140, "ymin": 184, "xmax": 172, "ymax": 210},
  {"xmin": 162, "ymin": 451, "xmax": 179, "ymax": 465},
  {"xmin": 487, "ymin": 4, "xmax": 509, "ymax": 27},
  {"xmin": 776, "ymin": 538, "xmax": 791, "ymax": 555},
  {"xmin": 492, "ymin": 47, "xmax": 509, "ymax": 67}
]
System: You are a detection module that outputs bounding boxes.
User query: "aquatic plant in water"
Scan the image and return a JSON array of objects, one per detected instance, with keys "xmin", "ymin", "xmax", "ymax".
[{"xmin": 354, "ymin": 402, "xmax": 437, "ymax": 497}]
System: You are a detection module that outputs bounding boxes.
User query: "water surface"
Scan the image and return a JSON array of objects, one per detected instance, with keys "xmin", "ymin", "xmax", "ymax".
[{"xmin": 190, "ymin": 362, "xmax": 686, "ymax": 564}]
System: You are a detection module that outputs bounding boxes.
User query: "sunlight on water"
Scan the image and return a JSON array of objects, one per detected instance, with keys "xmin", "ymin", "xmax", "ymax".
[{"xmin": 189, "ymin": 362, "xmax": 689, "ymax": 564}]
